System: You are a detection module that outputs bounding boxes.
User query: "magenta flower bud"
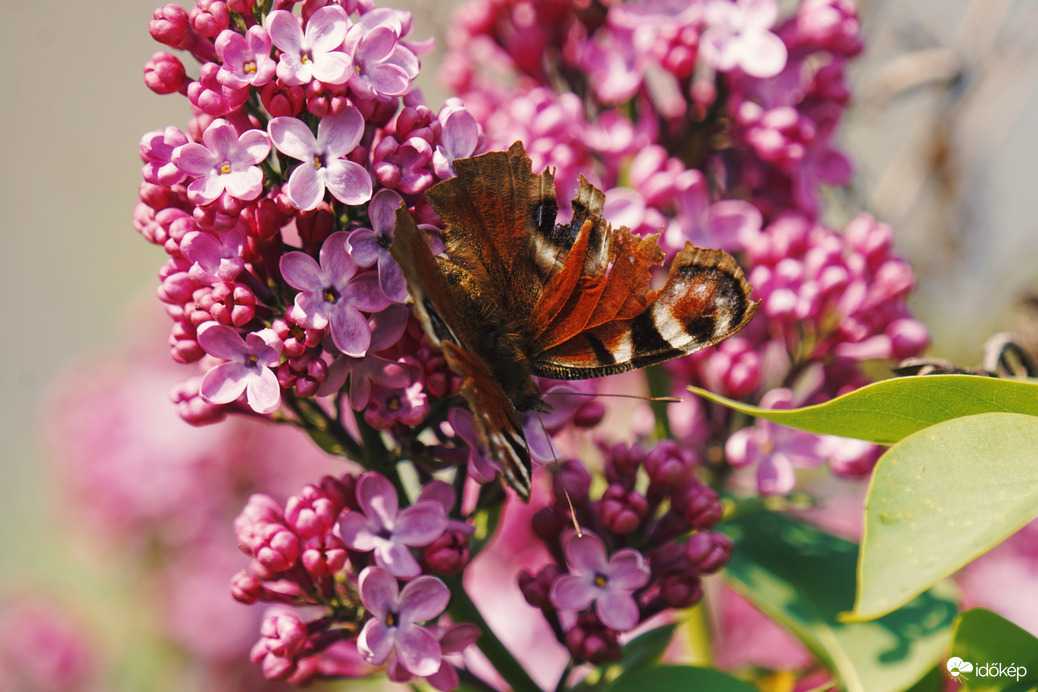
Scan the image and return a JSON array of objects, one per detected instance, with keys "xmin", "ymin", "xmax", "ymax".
[
  {"xmin": 171, "ymin": 375, "xmax": 227, "ymax": 425},
  {"xmin": 659, "ymin": 572, "xmax": 703, "ymax": 609},
  {"xmin": 209, "ymin": 281, "xmax": 256, "ymax": 326},
  {"xmin": 252, "ymin": 522, "xmax": 301, "ymax": 573},
  {"xmin": 250, "ymin": 611, "xmax": 309, "ymax": 681},
  {"xmin": 227, "ymin": 0, "xmax": 255, "ymax": 11},
  {"xmin": 597, "ymin": 485, "xmax": 647, "ymax": 535},
  {"xmin": 553, "ymin": 459, "xmax": 591, "ymax": 507},
  {"xmin": 231, "ymin": 570, "xmax": 265, "ymax": 604},
  {"xmin": 643, "ymin": 440, "xmax": 696, "ymax": 489},
  {"xmin": 278, "ymin": 353, "xmax": 329, "ymax": 398},
  {"xmin": 685, "ymin": 531, "xmax": 733, "ymax": 573},
  {"xmin": 189, "ymin": 0, "xmax": 230, "ymax": 38},
  {"xmin": 671, "ymin": 481, "xmax": 722, "ymax": 530},
  {"xmin": 322, "ymin": 473, "xmax": 356, "ymax": 512},
  {"xmin": 241, "ymin": 196, "xmax": 288, "ymax": 240},
  {"xmin": 422, "ymin": 529, "xmax": 472, "ymax": 575},
  {"xmin": 188, "ymin": 62, "xmax": 249, "ymax": 116},
  {"xmin": 301, "ymin": 533, "xmax": 348, "ymax": 576},
  {"xmin": 285, "ymin": 483, "xmax": 342, "ymax": 538},
  {"xmin": 794, "ymin": 0, "xmax": 863, "ymax": 56},
  {"xmin": 604, "ymin": 442, "xmax": 645, "ymax": 481},
  {"xmin": 271, "ymin": 317, "xmax": 322, "ymax": 359},
  {"xmin": 144, "ymin": 51, "xmax": 188, "ymax": 95},
  {"xmin": 260, "ymin": 80, "xmax": 306, "ymax": 117},
  {"xmin": 170, "ymin": 319, "xmax": 204, "ymax": 363},
  {"xmin": 235, "ymin": 493, "xmax": 287, "ymax": 551},
  {"xmin": 565, "ymin": 613, "xmax": 621, "ymax": 664},
  {"xmin": 531, "ymin": 507, "xmax": 565, "ymax": 545},
  {"xmin": 887, "ymin": 318, "xmax": 929, "ymax": 360},
  {"xmin": 518, "ymin": 563, "xmax": 561, "ymax": 608},
  {"xmin": 149, "ymin": 4, "xmax": 190, "ymax": 48}
]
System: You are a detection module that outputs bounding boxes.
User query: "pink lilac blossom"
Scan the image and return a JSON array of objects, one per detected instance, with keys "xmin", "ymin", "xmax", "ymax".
[
  {"xmin": 550, "ymin": 531, "xmax": 650, "ymax": 632},
  {"xmin": 356, "ymin": 566, "xmax": 449, "ymax": 676},
  {"xmin": 700, "ymin": 0, "xmax": 788, "ymax": 78},
  {"xmin": 197, "ymin": 323, "xmax": 283, "ymax": 414},
  {"xmin": 279, "ymin": 231, "xmax": 389, "ymax": 356},
  {"xmin": 216, "ymin": 25, "xmax": 277, "ymax": 88},
  {"xmin": 173, "ymin": 118, "xmax": 271, "ymax": 205},
  {"xmin": 267, "ymin": 6, "xmax": 353, "ymax": 86},
  {"xmin": 268, "ymin": 108, "xmax": 372, "ymax": 211},
  {"xmin": 346, "ymin": 188, "xmax": 409, "ymax": 303},
  {"xmin": 343, "ymin": 13, "xmax": 420, "ymax": 99},
  {"xmin": 338, "ymin": 472, "xmax": 448, "ymax": 578}
]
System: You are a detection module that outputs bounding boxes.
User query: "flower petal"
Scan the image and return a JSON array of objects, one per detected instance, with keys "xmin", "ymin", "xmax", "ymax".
[
  {"xmin": 375, "ymin": 538, "xmax": 422, "ymax": 578},
  {"xmin": 306, "ymin": 5, "xmax": 350, "ymax": 53},
  {"xmin": 358, "ymin": 565, "xmax": 399, "ymax": 617},
  {"xmin": 245, "ymin": 366, "xmax": 281, "ymax": 414},
  {"xmin": 324, "ymin": 160, "xmax": 373, "ymax": 206},
  {"xmin": 564, "ymin": 532, "xmax": 608, "ymax": 575},
  {"xmin": 399, "ymin": 575, "xmax": 450, "ymax": 622},
  {"xmin": 329, "ymin": 304, "xmax": 372, "ymax": 356},
  {"xmin": 394, "ymin": 624, "xmax": 442, "ymax": 678},
  {"xmin": 356, "ymin": 472, "xmax": 399, "ymax": 527},
  {"xmin": 394, "ymin": 501, "xmax": 448, "ymax": 547},
  {"xmin": 268, "ymin": 116, "xmax": 317, "ymax": 162},
  {"xmin": 286, "ymin": 162, "xmax": 325, "ymax": 211},
  {"xmin": 279, "ymin": 251, "xmax": 324, "ymax": 292},
  {"xmin": 197, "ymin": 323, "xmax": 246, "ymax": 359},
  {"xmin": 549, "ymin": 574, "xmax": 596, "ymax": 612},
  {"xmin": 342, "ymin": 272, "xmax": 391, "ymax": 312},
  {"xmin": 318, "ymin": 108, "xmax": 364, "ymax": 159},
  {"xmin": 267, "ymin": 10, "xmax": 303, "ymax": 54},
  {"xmin": 357, "ymin": 618, "xmax": 395, "ymax": 665},
  {"xmin": 605, "ymin": 549, "xmax": 650, "ymax": 590},
  {"xmin": 199, "ymin": 361, "xmax": 249, "ymax": 404},
  {"xmin": 595, "ymin": 589, "xmax": 640, "ymax": 631}
]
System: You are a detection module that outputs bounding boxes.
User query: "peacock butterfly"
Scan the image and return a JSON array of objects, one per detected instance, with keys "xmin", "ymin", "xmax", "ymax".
[{"xmin": 390, "ymin": 142, "xmax": 758, "ymax": 501}]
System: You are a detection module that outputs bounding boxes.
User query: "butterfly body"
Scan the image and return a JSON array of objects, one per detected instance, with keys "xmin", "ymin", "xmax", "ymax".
[{"xmin": 391, "ymin": 142, "xmax": 757, "ymax": 500}]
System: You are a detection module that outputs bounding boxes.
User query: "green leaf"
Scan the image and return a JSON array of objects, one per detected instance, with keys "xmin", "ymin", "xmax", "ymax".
[
  {"xmin": 722, "ymin": 510, "xmax": 956, "ymax": 692},
  {"xmin": 689, "ymin": 376, "xmax": 1038, "ymax": 444},
  {"xmin": 614, "ymin": 623, "xmax": 677, "ymax": 675},
  {"xmin": 853, "ymin": 413, "xmax": 1038, "ymax": 619},
  {"xmin": 947, "ymin": 609, "xmax": 1038, "ymax": 691},
  {"xmin": 304, "ymin": 427, "xmax": 347, "ymax": 456},
  {"xmin": 604, "ymin": 665, "xmax": 758, "ymax": 692}
]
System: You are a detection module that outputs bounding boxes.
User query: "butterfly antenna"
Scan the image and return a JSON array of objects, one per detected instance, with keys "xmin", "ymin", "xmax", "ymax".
[
  {"xmin": 543, "ymin": 390, "xmax": 681, "ymax": 403},
  {"xmin": 533, "ymin": 411, "xmax": 582, "ymax": 538}
]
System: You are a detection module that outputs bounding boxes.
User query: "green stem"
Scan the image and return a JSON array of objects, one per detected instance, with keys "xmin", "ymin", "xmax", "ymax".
[
  {"xmin": 445, "ymin": 575, "xmax": 542, "ymax": 692},
  {"xmin": 644, "ymin": 366, "xmax": 674, "ymax": 439}
]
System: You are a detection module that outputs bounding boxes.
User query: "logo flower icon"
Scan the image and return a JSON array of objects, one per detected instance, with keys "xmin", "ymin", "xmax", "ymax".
[{"xmin": 947, "ymin": 657, "xmax": 974, "ymax": 680}]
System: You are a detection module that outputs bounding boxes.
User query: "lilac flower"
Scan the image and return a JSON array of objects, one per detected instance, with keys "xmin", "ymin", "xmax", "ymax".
[
  {"xmin": 432, "ymin": 100, "xmax": 483, "ymax": 179},
  {"xmin": 172, "ymin": 118, "xmax": 271, "ymax": 205},
  {"xmin": 550, "ymin": 531, "xmax": 650, "ymax": 632},
  {"xmin": 267, "ymin": 6, "xmax": 353, "ymax": 86},
  {"xmin": 724, "ymin": 388, "xmax": 827, "ymax": 494},
  {"xmin": 139, "ymin": 126, "xmax": 188, "ymax": 186},
  {"xmin": 357, "ymin": 566, "xmax": 449, "ymax": 677},
  {"xmin": 197, "ymin": 323, "xmax": 282, "ymax": 414},
  {"xmin": 338, "ymin": 472, "xmax": 448, "ymax": 578},
  {"xmin": 343, "ymin": 10, "xmax": 420, "ymax": 100},
  {"xmin": 447, "ymin": 408, "xmax": 499, "ymax": 485},
  {"xmin": 268, "ymin": 108, "xmax": 372, "ymax": 211},
  {"xmin": 279, "ymin": 231, "xmax": 389, "ymax": 356},
  {"xmin": 667, "ymin": 168, "xmax": 763, "ymax": 252},
  {"xmin": 347, "ymin": 189, "xmax": 408, "ymax": 303},
  {"xmin": 216, "ymin": 26, "xmax": 276, "ymax": 88},
  {"xmin": 700, "ymin": 0, "xmax": 788, "ymax": 79},
  {"xmin": 182, "ymin": 224, "xmax": 245, "ymax": 282}
]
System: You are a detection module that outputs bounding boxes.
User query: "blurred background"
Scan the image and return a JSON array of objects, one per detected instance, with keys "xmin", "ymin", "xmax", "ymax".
[{"xmin": 2, "ymin": 0, "xmax": 1038, "ymax": 688}]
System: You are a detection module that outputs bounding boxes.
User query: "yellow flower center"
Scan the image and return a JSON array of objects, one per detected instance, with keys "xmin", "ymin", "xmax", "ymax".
[
  {"xmin": 313, "ymin": 154, "xmax": 323, "ymax": 170},
  {"xmin": 243, "ymin": 60, "xmax": 257, "ymax": 75},
  {"xmin": 219, "ymin": 162, "xmax": 232, "ymax": 175}
]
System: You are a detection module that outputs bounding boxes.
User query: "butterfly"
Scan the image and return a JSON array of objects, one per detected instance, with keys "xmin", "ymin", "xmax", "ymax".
[{"xmin": 390, "ymin": 142, "xmax": 757, "ymax": 501}]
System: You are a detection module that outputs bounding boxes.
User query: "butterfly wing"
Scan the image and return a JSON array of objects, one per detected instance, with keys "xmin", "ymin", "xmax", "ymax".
[{"xmin": 389, "ymin": 205, "xmax": 534, "ymax": 500}]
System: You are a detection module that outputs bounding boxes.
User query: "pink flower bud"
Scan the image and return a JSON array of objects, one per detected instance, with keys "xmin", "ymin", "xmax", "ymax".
[
  {"xmin": 597, "ymin": 485, "xmax": 647, "ymax": 535},
  {"xmin": 565, "ymin": 613, "xmax": 621, "ymax": 664},
  {"xmin": 300, "ymin": 533, "xmax": 348, "ymax": 575},
  {"xmin": 149, "ymin": 4, "xmax": 190, "ymax": 48},
  {"xmin": 260, "ymin": 79, "xmax": 305, "ymax": 117},
  {"xmin": 171, "ymin": 375, "xmax": 227, "ymax": 425},
  {"xmin": 189, "ymin": 0, "xmax": 230, "ymax": 38},
  {"xmin": 659, "ymin": 572, "xmax": 703, "ymax": 609},
  {"xmin": 671, "ymin": 481, "xmax": 722, "ymax": 530},
  {"xmin": 144, "ymin": 51, "xmax": 189, "ymax": 95},
  {"xmin": 422, "ymin": 529, "xmax": 472, "ymax": 575},
  {"xmin": 518, "ymin": 563, "xmax": 561, "ymax": 608},
  {"xmin": 231, "ymin": 571, "xmax": 265, "ymax": 603},
  {"xmin": 643, "ymin": 440, "xmax": 696, "ymax": 489},
  {"xmin": 188, "ymin": 62, "xmax": 249, "ymax": 116},
  {"xmin": 686, "ymin": 531, "xmax": 733, "ymax": 573},
  {"xmin": 285, "ymin": 483, "xmax": 343, "ymax": 538}
]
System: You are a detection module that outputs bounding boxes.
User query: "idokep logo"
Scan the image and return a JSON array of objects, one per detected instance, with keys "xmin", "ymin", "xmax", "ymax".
[{"xmin": 947, "ymin": 656, "xmax": 1029, "ymax": 684}]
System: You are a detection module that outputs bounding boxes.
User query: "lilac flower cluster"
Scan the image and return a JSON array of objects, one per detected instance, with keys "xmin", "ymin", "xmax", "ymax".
[
  {"xmin": 138, "ymin": 0, "xmax": 482, "ymax": 430},
  {"xmin": 518, "ymin": 442, "xmax": 731, "ymax": 664},
  {"xmin": 443, "ymin": 0, "xmax": 926, "ymax": 493},
  {"xmin": 233, "ymin": 471, "xmax": 477, "ymax": 686}
]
